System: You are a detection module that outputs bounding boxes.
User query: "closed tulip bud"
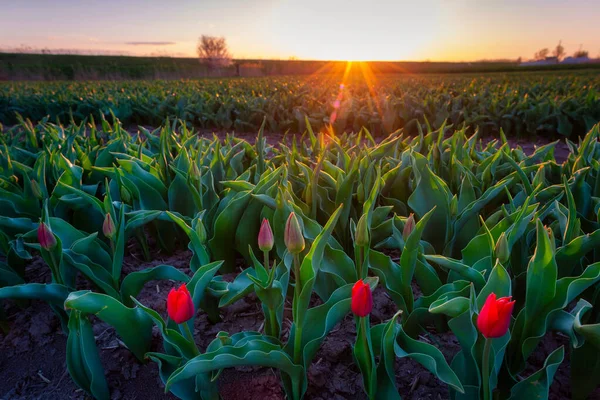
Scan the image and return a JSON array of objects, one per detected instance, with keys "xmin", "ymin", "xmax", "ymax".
[
  {"xmin": 351, "ymin": 280, "xmax": 373, "ymax": 317},
  {"xmin": 167, "ymin": 284, "xmax": 194, "ymax": 324},
  {"xmin": 191, "ymin": 163, "xmax": 201, "ymax": 180},
  {"xmin": 476, "ymin": 293, "xmax": 515, "ymax": 338},
  {"xmin": 494, "ymin": 232, "xmax": 509, "ymax": 264},
  {"xmin": 120, "ymin": 186, "xmax": 132, "ymax": 203},
  {"xmin": 103, "ymin": 213, "xmax": 116, "ymax": 239},
  {"xmin": 355, "ymin": 214, "xmax": 370, "ymax": 247},
  {"xmin": 31, "ymin": 179, "xmax": 42, "ymax": 199},
  {"xmin": 284, "ymin": 212, "xmax": 305, "ymax": 254},
  {"xmin": 195, "ymin": 221, "xmax": 207, "ymax": 243},
  {"xmin": 450, "ymin": 195, "xmax": 458, "ymax": 216},
  {"xmin": 545, "ymin": 225, "xmax": 556, "ymax": 253},
  {"xmin": 403, "ymin": 214, "xmax": 415, "ymax": 241},
  {"xmin": 433, "ymin": 145, "xmax": 441, "ymax": 162},
  {"xmin": 258, "ymin": 218, "xmax": 274, "ymax": 252},
  {"xmin": 37, "ymin": 222, "xmax": 57, "ymax": 250}
]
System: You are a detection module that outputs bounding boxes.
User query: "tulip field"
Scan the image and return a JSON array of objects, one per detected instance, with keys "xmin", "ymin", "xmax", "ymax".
[
  {"xmin": 1, "ymin": 72, "xmax": 600, "ymax": 400},
  {"xmin": 1, "ymin": 70, "xmax": 600, "ymax": 138}
]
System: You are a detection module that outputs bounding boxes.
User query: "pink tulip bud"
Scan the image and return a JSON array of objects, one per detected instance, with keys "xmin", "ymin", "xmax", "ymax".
[
  {"xmin": 258, "ymin": 218, "xmax": 274, "ymax": 252},
  {"xmin": 37, "ymin": 222, "xmax": 57, "ymax": 250},
  {"xmin": 284, "ymin": 212, "xmax": 305, "ymax": 254},
  {"xmin": 103, "ymin": 213, "xmax": 116, "ymax": 239},
  {"xmin": 403, "ymin": 214, "xmax": 415, "ymax": 241}
]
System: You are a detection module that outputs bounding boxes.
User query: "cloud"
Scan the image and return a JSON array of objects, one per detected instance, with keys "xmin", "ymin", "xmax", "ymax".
[{"xmin": 125, "ymin": 41, "xmax": 176, "ymax": 46}]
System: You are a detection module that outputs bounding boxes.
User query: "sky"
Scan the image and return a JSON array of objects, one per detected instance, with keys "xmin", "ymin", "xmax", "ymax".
[{"xmin": 1, "ymin": 0, "xmax": 599, "ymax": 61}]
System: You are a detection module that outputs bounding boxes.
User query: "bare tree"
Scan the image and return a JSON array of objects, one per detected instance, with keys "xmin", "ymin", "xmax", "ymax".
[
  {"xmin": 197, "ymin": 36, "xmax": 232, "ymax": 69},
  {"xmin": 553, "ymin": 40, "xmax": 565, "ymax": 62},
  {"xmin": 534, "ymin": 48, "xmax": 549, "ymax": 60},
  {"xmin": 573, "ymin": 45, "xmax": 588, "ymax": 58}
]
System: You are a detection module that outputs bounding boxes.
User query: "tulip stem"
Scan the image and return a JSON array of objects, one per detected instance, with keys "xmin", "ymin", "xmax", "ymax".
[
  {"xmin": 48, "ymin": 251, "xmax": 63, "ymax": 285},
  {"xmin": 482, "ymin": 338, "xmax": 492, "ymax": 400},
  {"xmin": 263, "ymin": 250, "xmax": 269, "ymax": 273},
  {"xmin": 360, "ymin": 316, "xmax": 372, "ymax": 372},
  {"xmin": 357, "ymin": 246, "xmax": 364, "ymax": 280},
  {"xmin": 268, "ymin": 309, "xmax": 279, "ymax": 338},
  {"xmin": 293, "ymin": 253, "xmax": 301, "ymax": 301},
  {"xmin": 293, "ymin": 253, "xmax": 302, "ymax": 365},
  {"xmin": 182, "ymin": 322, "xmax": 200, "ymax": 356}
]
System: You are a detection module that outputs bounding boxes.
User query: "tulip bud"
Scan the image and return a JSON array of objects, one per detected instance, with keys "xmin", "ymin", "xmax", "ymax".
[
  {"xmin": 31, "ymin": 179, "xmax": 42, "ymax": 199},
  {"xmin": 355, "ymin": 214, "xmax": 370, "ymax": 247},
  {"xmin": 476, "ymin": 293, "xmax": 515, "ymax": 338},
  {"xmin": 403, "ymin": 214, "xmax": 415, "ymax": 241},
  {"xmin": 195, "ymin": 220, "xmax": 207, "ymax": 243},
  {"xmin": 433, "ymin": 145, "xmax": 441, "ymax": 162},
  {"xmin": 191, "ymin": 162, "xmax": 201, "ymax": 180},
  {"xmin": 450, "ymin": 195, "xmax": 458, "ymax": 216},
  {"xmin": 120, "ymin": 186, "xmax": 132, "ymax": 203},
  {"xmin": 351, "ymin": 280, "xmax": 373, "ymax": 317},
  {"xmin": 37, "ymin": 222, "xmax": 57, "ymax": 250},
  {"xmin": 494, "ymin": 232, "xmax": 509, "ymax": 264},
  {"xmin": 103, "ymin": 213, "xmax": 116, "ymax": 239},
  {"xmin": 258, "ymin": 218, "xmax": 274, "ymax": 252},
  {"xmin": 284, "ymin": 212, "xmax": 305, "ymax": 254},
  {"xmin": 545, "ymin": 225, "xmax": 556, "ymax": 253},
  {"xmin": 167, "ymin": 284, "xmax": 195, "ymax": 324}
]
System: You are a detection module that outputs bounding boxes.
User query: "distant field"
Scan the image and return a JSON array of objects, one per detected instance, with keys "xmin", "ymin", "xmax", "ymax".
[
  {"xmin": 2, "ymin": 52, "xmax": 600, "ymax": 81},
  {"xmin": 1, "ymin": 69, "xmax": 599, "ymax": 138}
]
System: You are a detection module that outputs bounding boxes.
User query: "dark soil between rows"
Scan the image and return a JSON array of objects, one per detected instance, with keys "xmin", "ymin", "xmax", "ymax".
[{"xmin": 2, "ymin": 243, "xmax": 597, "ymax": 400}]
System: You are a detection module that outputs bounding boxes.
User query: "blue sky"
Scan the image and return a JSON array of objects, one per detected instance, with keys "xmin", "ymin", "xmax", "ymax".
[{"xmin": 1, "ymin": 0, "xmax": 599, "ymax": 60}]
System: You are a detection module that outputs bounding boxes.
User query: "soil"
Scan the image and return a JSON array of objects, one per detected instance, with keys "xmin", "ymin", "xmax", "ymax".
[{"xmin": 2, "ymin": 245, "xmax": 598, "ymax": 400}]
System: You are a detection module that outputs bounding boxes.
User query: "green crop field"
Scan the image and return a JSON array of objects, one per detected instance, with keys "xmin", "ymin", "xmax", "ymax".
[
  {"xmin": 1, "ymin": 69, "xmax": 599, "ymax": 138},
  {"xmin": 1, "ymin": 62, "xmax": 600, "ymax": 400},
  {"xmin": 1, "ymin": 116, "xmax": 600, "ymax": 399}
]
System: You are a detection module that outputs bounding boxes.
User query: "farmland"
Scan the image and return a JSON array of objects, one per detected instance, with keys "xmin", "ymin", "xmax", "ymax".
[
  {"xmin": 0, "ymin": 67, "xmax": 600, "ymax": 400},
  {"xmin": 1, "ymin": 69, "xmax": 599, "ymax": 138}
]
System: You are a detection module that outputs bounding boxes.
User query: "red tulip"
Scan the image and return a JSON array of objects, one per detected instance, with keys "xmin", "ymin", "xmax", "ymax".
[
  {"xmin": 258, "ymin": 218, "xmax": 274, "ymax": 252},
  {"xmin": 351, "ymin": 280, "xmax": 373, "ymax": 317},
  {"xmin": 37, "ymin": 222, "xmax": 57, "ymax": 250},
  {"xmin": 167, "ymin": 284, "xmax": 194, "ymax": 324},
  {"xmin": 477, "ymin": 293, "xmax": 515, "ymax": 338}
]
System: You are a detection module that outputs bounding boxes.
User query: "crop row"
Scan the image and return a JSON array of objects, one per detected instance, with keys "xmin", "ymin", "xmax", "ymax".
[
  {"xmin": 1, "ymin": 70, "xmax": 599, "ymax": 137},
  {"xmin": 0, "ymin": 118, "xmax": 599, "ymax": 399}
]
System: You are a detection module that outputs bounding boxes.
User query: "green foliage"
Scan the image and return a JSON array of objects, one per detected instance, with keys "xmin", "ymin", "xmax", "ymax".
[
  {"xmin": 1, "ymin": 115, "xmax": 600, "ymax": 399},
  {"xmin": 1, "ymin": 71, "xmax": 599, "ymax": 137}
]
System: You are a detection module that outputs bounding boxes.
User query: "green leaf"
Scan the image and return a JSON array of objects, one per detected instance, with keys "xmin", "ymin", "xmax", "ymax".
[
  {"xmin": 120, "ymin": 264, "xmax": 189, "ymax": 306},
  {"xmin": 508, "ymin": 346, "xmax": 564, "ymax": 399},
  {"xmin": 65, "ymin": 291, "xmax": 153, "ymax": 360},
  {"xmin": 66, "ymin": 311, "xmax": 110, "ymax": 400}
]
